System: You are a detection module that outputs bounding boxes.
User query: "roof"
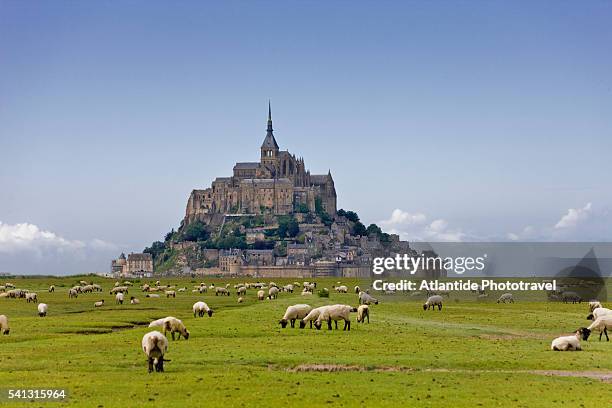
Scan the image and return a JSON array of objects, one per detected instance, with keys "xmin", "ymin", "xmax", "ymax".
[
  {"xmin": 127, "ymin": 253, "xmax": 152, "ymax": 261},
  {"xmin": 310, "ymin": 174, "xmax": 329, "ymax": 184},
  {"xmin": 233, "ymin": 162, "xmax": 260, "ymax": 170},
  {"xmin": 261, "ymin": 133, "xmax": 279, "ymax": 150}
]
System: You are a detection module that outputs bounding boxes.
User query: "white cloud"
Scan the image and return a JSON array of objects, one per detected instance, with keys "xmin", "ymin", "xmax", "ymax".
[
  {"xmin": 507, "ymin": 225, "xmax": 537, "ymax": 241},
  {"xmin": 554, "ymin": 202, "xmax": 592, "ymax": 229},
  {"xmin": 378, "ymin": 209, "xmax": 466, "ymax": 242}
]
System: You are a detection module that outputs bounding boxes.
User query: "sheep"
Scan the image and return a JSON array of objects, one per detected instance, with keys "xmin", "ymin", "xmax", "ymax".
[
  {"xmin": 269, "ymin": 282, "xmax": 278, "ymax": 288},
  {"xmin": 293, "ymin": 281, "xmax": 301, "ymax": 287},
  {"xmin": 68, "ymin": 289, "xmax": 78, "ymax": 298},
  {"xmin": 146, "ymin": 294, "xmax": 160, "ymax": 298},
  {"xmin": 299, "ymin": 306, "xmax": 331, "ymax": 329},
  {"xmin": 215, "ymin": 287, "xmax": 230, "ymax": 296},
  {"xmin": 551, "ymin": 330, "xmax": 582, "ymax": 351},
  {"xmin": 48, "ymin": 285, "xmax": 55, "ymax": 293},
  {"xmin": 238, "ymin": 297, "xmax": 243, "ymax": 303},
  {"xmin": 37, "ymin": 303, "xmax": 48, "ymax": 317},
  {"xmin": 165, "ymin": 290, "xmax": 176, "ymax": 298},
  {"xmin": 81, "ymin": 285, "xmax": 94, "ymax": 293},
  {"xmin": 177, "ymin": 287, "xmax": 186, "ymax": 292},
  {"xmin": 123, "ymin": 281, "xmax": 133, "ymax": 286},
  {"xmin": 193, "ymin": 301, "xmax": 213, "ymax": 318},
  {"xmin": 561, "ymin": 291, "xmax": 582, "ymax": 304},
  {"xmin": 163, "ymin": 317, "xmax": 190, "ymax": 341},
  {"xmin": 333, "ymin": 285, "xmax": 348, "ymax": 293},
  {"xmin": 110, "ymin": 286, "xmax": 129, "ymax": 295},
  {"xmin": 423, "ymin": 295, "xmax": 443, "ymax": 311},
  {"xmin": 279, "ymin": 304, "xmax": 313, "ymax": 328},
  {"xmin": 587, "ymin": 307, "xmax": 612, "ymax": 320},
  {"xmin": 79, "ymin": 280, "xmax": 89, "ymax": 286},
  {"xmin": 282, "ymin": 284, "xmax": 294, "ymax": 293},
  {"xmin": 589, "ymin": 301, "xmax": 603, "ymax": 312},
  {"xmin": 257, "ymin": 290, "xmax": 265, "ymax": 300},
  {"xmin": 357, "ymin": 305, "xmax": 369, "ymax": 323},
  {"xmin": 149, "ymin": 317, "xmax": 168, "ymax": 328},
  {"xmin": 579, "ymin": 315, "xmax": 612, "ymax": 341},
  {"xmin": 301, "ymin": 290, "xmax": 312, "ymax": 296},
  {"xmin": 142, "ymin": 331, "xmax": 169, "ymax": 373},
  {"xmin": 25, "ymin": 292, "xmax": 38, "ymax": 303},
  {"xmin": 354, "ymin": 286, "xmax": 361, "ymax": 294},
  {"xmin": 358, "ymin": 291, "xmax": 379, "ymax": 305},
  {"xmin": 141, "ymin": 284, "xmax": 151, "ymax": 292},
  {"xmin": 130, "ymin": 296, "xmax": 140, "ymax": 305},
  {"xmin": 5, "ymin": 283, "xmax": 15, "ymax": 288},
  {"xmin": 0, "ymin": 315, "xmax": 9, "ymax": 334},
  {"xmin": 116, "ymin": 292, "xmax": 124, "ymax": 304},
  {"xmin": 94, "ymin": 300, "xmax": 105, "ymax": 307},
  {"xmin": 267, "ymin": 286, "xmax": 279, "ymax": 300},
  {"xmin": 497, "ymin": 293, "xmax": 514, "ymax": 304},
  {"xmin": 92, "ymin": 284, "xmax": 102, "ymax": 292},
  {"xmin": 314, "ymin": 304, "xmax": 358, "ymax": 331},
  {"xmin": 236, "ymin": 286, "xmax": 246, "ymax": 296}
]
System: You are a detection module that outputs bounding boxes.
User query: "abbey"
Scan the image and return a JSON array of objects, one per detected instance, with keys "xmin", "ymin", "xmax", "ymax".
[{"xmin": 184, "ymin": 104, "xmax": 337, "ymax": 225}]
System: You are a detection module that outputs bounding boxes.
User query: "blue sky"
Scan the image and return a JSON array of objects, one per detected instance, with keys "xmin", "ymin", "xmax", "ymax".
[{"xmin": 1, "ymin": 1, "xmax": 611, "ymax": 274}]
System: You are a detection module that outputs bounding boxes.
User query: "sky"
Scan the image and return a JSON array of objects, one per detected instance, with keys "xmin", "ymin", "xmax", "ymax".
[{"xmin": 1, "ymin": 1, "xmax": 611, "ymax": 275}]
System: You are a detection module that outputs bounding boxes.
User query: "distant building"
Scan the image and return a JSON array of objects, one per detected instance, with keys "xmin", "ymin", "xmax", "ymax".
[{"xmin": 111, "ymin": 252, "xmax": 153, "ymax": 277}]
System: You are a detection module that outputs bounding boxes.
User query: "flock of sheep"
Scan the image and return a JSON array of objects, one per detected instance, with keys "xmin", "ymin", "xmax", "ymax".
[{"xmin": 1, "ymin": 279, "xmax": 610, "ymax": 373}]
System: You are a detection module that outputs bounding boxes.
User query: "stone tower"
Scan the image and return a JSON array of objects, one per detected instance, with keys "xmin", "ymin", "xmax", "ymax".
[{"xmin": 260, "ymin": 101, "xmax": 279, "ymax": 172}]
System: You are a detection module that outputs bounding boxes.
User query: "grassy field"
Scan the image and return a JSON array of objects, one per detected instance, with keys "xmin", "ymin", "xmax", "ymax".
[{"xmin": 1, "ymin": 276, "xmax": 611, "ymax": 407}]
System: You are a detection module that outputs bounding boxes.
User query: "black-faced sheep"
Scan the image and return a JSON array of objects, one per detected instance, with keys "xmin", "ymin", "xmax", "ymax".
[
  {"xmin": 48, "ymin": 285, "xmax": 55, "ymax": 293},
  {"xmin": 267, "ymin": 286, "xmax": 279, "ymax": 300},
  {"xmin": 314, "ymin": 304, "xmax": 357, "ymax": 331},
  {"xmin": 130, "ymin": 296, "xmax": 140, "ymax": 305},
  {"xmin": 215, "ymin": 287, "xmax": 230, "ymax": 296},
  {"xmin": 423, "ymin": 295, "xmax": 443, "ymax": 311},
  {"xmin": 551, "ymin": 330, "xmax": 582, "ymax": 351},
  {"xmin": 358, "ymin": 291, "xmax": 379, "ymax": 305},
  {"xmin": 37, "ymin": 303, "xmax": 48, "ymax": 317},
  {"xmin": 142, "ymin": 331, "xmax": 169, "ymax": 373},
  {"xmin": 279, "ymin": 304, "xmax": 312, "ymax": 328},
  {"xmin": 116, "ymin": 292, "xmax": 124, "ymax": 304},
  {"xmin": 94, "ymin": 300, "xmax": 104, "ymax": 307},
  {"xmin": 579, "ymin": 315, "xmax": 612, "ymax": 341},
  {"xmin": 163, "ymin": 317, "xmax": 190, "ymax": 341},
  {"xmin": 357, "ymin": 304, "xmax": 369, "ymax": 323},
  {"xmin": 497, "ymin": 293, "xmax": 514, "ymax": 303},
  {"xmin": 0, "ymin": 315, "xmax": 9, "ymax": 335},
  {"xmin": 193, "ymin": 301, "xmax": 213, "ymax": 317},
  {"xmin": 25, "ymin": 292, "xmax": 38, "ymax": 303}
]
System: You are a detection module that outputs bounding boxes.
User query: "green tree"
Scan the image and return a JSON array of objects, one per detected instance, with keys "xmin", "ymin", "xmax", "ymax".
[
  {"xmin": 278, "ymin": 216, "xmax": 299, "ymax": 238},
  {"xmin": 182, "ymin": 221, "xmax": 209, "ymax": 242},
  {"xmin": 366, "ymin": 223, "xmax": 383, "ymax": 237},
  {"xmin": 144, "ymin": 241, "xmax": 166, "ymax": 260},
  {"xmin": 352, "ymin": 221, "xmax": 367, "ymax": 237}
]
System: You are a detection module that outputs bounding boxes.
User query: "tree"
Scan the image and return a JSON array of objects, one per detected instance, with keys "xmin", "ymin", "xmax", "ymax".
[
  {"xmin": 344, "ymin": 211, "xmax": 360, "ymax": 223},
  {"xmin": 164, "ymin": 228, "xmax": 176, "ymax": 242},
  {"xmin": 144, "ymin": 241, "xmax": 166, "ymax": 260},
  {"xmin": 352, "ymin": 221, "xmax": 367, "ymax": 237},
  {"xmin": 366, "ymin": 224, "xmax": 383, "ymax": 237},
  {"xmin": 278, "ymin": 216, "xmax": 299, "ymax": 238},
  {"xmin": 182, "ymin": 221, "xmax": 209, "ymax": 242}
]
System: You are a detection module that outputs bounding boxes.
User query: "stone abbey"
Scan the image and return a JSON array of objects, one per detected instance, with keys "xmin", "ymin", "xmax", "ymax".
[{"xmin": 184, "ymin": 103, "xmax": 337, "ymax": 226}]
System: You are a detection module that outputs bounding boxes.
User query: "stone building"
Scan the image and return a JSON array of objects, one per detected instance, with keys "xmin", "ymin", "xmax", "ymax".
[
  {"xmin": 111, "ymin": 252, "xmax": 153, "ymax": 277},
  {"xmin": 184, "ymin": 103, "xmax": 337, "ymax": 225}
]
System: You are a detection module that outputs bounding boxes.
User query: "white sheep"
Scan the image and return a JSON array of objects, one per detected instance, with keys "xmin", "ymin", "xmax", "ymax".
[
  {"xmin": 25, "ymin": 292, "xmax": 38, "ymax": 303},
  {"xmin": 48, "ymin": 285, "xmax": 55, "ymax": 293},
  {"xmin": 130, "ymin": 296, "xmax": 140, "ymax": 305},
  {"xmin": 37, "ymin": 303, "xmax": 48, "ymax": 317},
  {"xmin": 236, "ymin": 286, "xmax": 246, "ymax": 296},
  {"xmin": 279, "ymin": 304, "xmax": 313, "ymax": 328},
  {"xmin": 315, "ymin": 304, "xmax": 357, "ymax": 331},
  {"xmin": 299, "ymin": 306, "xmax": 331, "ymax": 329},
  {"xmin": 589, "ymin": 301, "xmax": 603, "ymax": 312},
  {"xmin": 215, "ymin": 287, "xmax": 230, "ymax": 296},
  {"xmin": 0, "ymin": 314, "xmax": 9, "ymax": 335},
  {"xmin": 301, "ymin": 290, "xmax": 313, "ymax": 296},
  {"xmin": 165, "ymin": 290, "xmax": 176, "ymax": 298},
  {"xmin": 358, "ymin": 291, "xmax": 379, "ymax": 305},
  {"xmin": 497, "ymin": 293, "xmax": 514, "ymax": 304},
  {"xmin": 116, "ymin": 292, "xmax": 124, "ymax": 304},
  {"xmin": 146, "ymin": 294, "xmax": 160, "ymax": 298},
  {"xmin": 579, "ymin": 315, "xmax": 612, "ymax": 341},
  {"xmin": 193, "ymin": 301, "xmax": 213, "ymax": 317},
  {"xmin": 267, "ymin": 286, "xmax": 279, "ymax": 300},
  {"xmin": 257, "ymin": 289, "xmax": 265, "ymax": 300},
  {"xmin": 333, "ymin": 285, "xmax": 348, "ymax": 293},
  {"xmin": 551, "ymin": 330, "xmax": 582, "ymax": 351},
  {"xmin": 163, "ymin": 317, "xmax": 190, "ymax": 340},
  {"xmin": 149, "ymin": 317, "xmax": 168, "ymax": 328},
  {"xmin": 68, "ymin": 289, "xmax": 78, "ymax": 298},
  {"xmin": 587, "ymin": 307, "xmax": 612, "ymax": 321},
  {"xmin": 238, "ymin": 297, "xmax": 243, "ymax": 303},
  {"xmin": 357, "ymin": 305, "xmax": 369, "ymax": 323},
  {"xmin": 178, "ymin": 287, "xmax": 186, "ymax": 292},
  {"xmin": 354, "ymin": 286, "xmax": 361, "ymax": 294},
  {"xmin": 282, "ymin": 284, "xmax": 294, "ymax": 293},
  {"xmin": 142, "ymin": 331, "xmax": 169, "ymax": 373},
  {"xmin": 423, "ymin": 295, "xmax": 443, "ymax": 311},
  {"xmin": 94, "ymin": 300, "xmax": 105, "ymax": 307}
]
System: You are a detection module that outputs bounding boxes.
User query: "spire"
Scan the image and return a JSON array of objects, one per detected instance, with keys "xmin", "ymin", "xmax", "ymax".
[
  {"xmin": 261, "ymin": 100, "xmax": 279, "ymax": 150},
  {"xmin": 267, "ymin": 100, "xmax": 273, "ymax": 133}
]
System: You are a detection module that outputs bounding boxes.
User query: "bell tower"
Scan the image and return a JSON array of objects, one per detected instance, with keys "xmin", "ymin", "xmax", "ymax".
[{"xmin": 260, "ymin": 101, "xmax": 279, "ymax": 171}]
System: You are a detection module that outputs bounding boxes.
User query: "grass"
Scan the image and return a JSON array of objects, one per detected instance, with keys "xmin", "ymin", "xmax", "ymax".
[{"xmin": 1, "ymin": 276, "xmax": 611, "ymax": 407}]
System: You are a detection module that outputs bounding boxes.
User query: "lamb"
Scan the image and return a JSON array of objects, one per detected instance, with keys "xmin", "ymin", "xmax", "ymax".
[
  {"xmin": 193, "ymin": 301, "xmax": 213, "ymax": 317},
  {"xmin": 37, "ymin": 303, "xmax": 48, "ymax": 317},
  {"xmin": 333, "ymin": 285, "xmax": 348, "ymax": 293},
  {"xmin": 589, "ymin": 301, "xmax": 603, "ymax": 312},
  {"xmin": 299, "ymin": 306, "xmax": 331, "ymax": 329},
  {"xmin": 25, "ymin": 292, "xmax": 38, "ymax": 303},
  {"xmin": 279, "ymin": 304, "xmax": 313, "ymax": 328},
  {"xmin": 587, "ymin": 307, "xmax": 612, "ymax": 320},
  {"xmin": 357, "ymin": 304, "xmax": 369, "ymax": 323},
  {"xmin": 358, "ymin": 291, "xmax": 379, "ymax": 305},
  {"xmin": 215, "ymin": 287, "xmax": 230, "ymax": 296},
  {"xmin": 267, "ymin": 286, "xmax": 279, "ymax": 300},
  {"xmin": 163, "ymin": 317, "xmax": 190, "ymax": 340},
  {"xmin": 142, "ymin": 331, "xmax": 169, "ymax": 373},
  {"xmin": 130, "ymin": 296, "xmax": 140, "ymax": 305},
  {"xmin": 423, "ymin": 295, "xmax": 443, "ymax": 311},
  {"xmin": 48, "ymin": 285, "xmax": 55, "ymax": 293},
  {"xmin": 497, "ymin": 293, "xmax": 514, "ymax": 304},
  {"xmin": 314, "ymin": 304, "xmax": 358, "ymax": 331},
  {"xmin": 257, "ymin": 289, "xmax": 265, "ymax": 300},
  {"xmin": 0, "ymin": 315, "xmax": 8, "ymax": 334},
  {"xmin": 579, "ymin": 315, "xmax": 612, "ymax": 341},
  {"xmin": 165, "ymin": 290, "xmax": 176, "ymax": 298},
  {"xmin": 94, "ymin": 300, "xmax": 105, "ymax": 307},
  {"xmin": 551, "ymin": 330, "xmax": 582, "ymax": 351},
  {"xmin": 116, "ymin": 292, "xmax": 124, "ymax": 304}
]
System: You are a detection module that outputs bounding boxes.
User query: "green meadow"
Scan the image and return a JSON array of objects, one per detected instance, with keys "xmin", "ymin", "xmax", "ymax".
[{"xmin": 1, "ymin": 276, "xmax": 611, "ymax": 407}]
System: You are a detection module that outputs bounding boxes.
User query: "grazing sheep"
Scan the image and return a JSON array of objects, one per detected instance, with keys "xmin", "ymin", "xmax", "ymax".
[
  {"xmin": 5, "ymin": 283, "xmax": 15, "ymax": 288},
  {"xmin": 333, "ymin": 285, "xmax": 348, "ymax": 293},
  {"xmin": 237, "ymin": 297, "xmax": 243, "ymax": 303},
  {"xmin": 80, "ymin": 280, "xmax": 89, "ymax": 286},
  {"xmin": 551, "ymin": 330, "xmax": 582, "ymax": 351},
  {"xmin": 587, "ymin": 307, "xmax": 612, "ymax": 320},
  {"xmin": 215, "ymin": 287, "xmax": 230, "ymax": 296},
  {"xmin": 141, "ymin": 284, "xmax": 151, "ymax": 292},
  {"xmin": 163, "ymin": 317, "xmax": 190, "ymax": 340},
  {"xmin": 130, "ymin": 296, "xmax": 140, "ymax": 305},
  {"xmin": 579, "ymin": 315, "xmax": 612, "ymax": 341},
  {"xmin": 589, "ymin": 301, "xmax": 603, "ymax": 312},
  {"xmin": 236, "ymin": 286, "xmax": 246, "ymax": 296},
  {"xmin": 165, "ymin": 290, "xmax": 176, "ymax": 298},
  {"xmin": 561, "ymin": 291, "xmax": 582, "ymax": 304},
  {"xmin": 257, "ymin": 290, "xmax": 265, "ymax": 300},
  {"xmin": 193, "ymin": 301, "xmax": 213, "ymax": 317},
  {"xmin": 116, "ymin": 292, "xmax": 124, "ymax": 304},
  {"xmin": 37, "ymin": 303, "xmax": 48, "ymax": 317},
  {"xmin": 301, "ymin": 290, "xmax": 313, "ymax": 296},
  {"xmin": 279, "ymin": 304, "xmax": 313, "ymax": 328},
  {"xmin": 68, "ymin": 289, "xmax": 78, "ymax": 298},
  {"xmin": 149, "ymin": 317, "xmax": 168, "ymax": 328},
  {"xmin": 357, "ymin": 305, "xmax": 369, "ymax": 323},
  {"xmin": 282, "ymin": 284, "xmax": 294, "ymax": 293},
  {"xmin": 497, "ymin": 293, "xmax": 514, "ymax": 304},
  {"xmin": 358, "ymin": 291, "xmax": 379, "ymax": 305},
  {"xmin": 48, "ymin": 285, "xmax": 55, "ymax": 293},
  {"xmin": 293, "ymin": 281, "xmax": 301, "ymax": 288},
  {"xmin": 423, "ymin": 295, "xmax": 443, "ymax": 311},
  {"xmin": 142, "ymin": 331, "xmax": 169, "ymax": 373},
  {"xmin": 299, "ymin": 306, "xmax": 331, "ymax": 329},
  {"xmin": 267, "ymin": 286, "xmax": 279, "ymax": 300},
  {"xmin": 178, "ymin": 287, "xmax": 186, "ymax": 292},
  {"xmin": 354, "ymin": 286, "xmax": 361, "ymax": 294},
  {"xmin": 314, "ymin": 304, "xmax": 358, "ymax": 331},
  {"xmin": 110, "ymin": 286, "xmax": 129, "ymax": 295},
  {"xmin": 94, "ymin": 300, "xmax": 104, "ymax": 307},
  {"xmin": 25, "ymin": 292, "xmax": 38, "ymax": 303},
  {"xmin": 146, "ymin": 294, "xmax": 160, "ymax": 298},
  {"xmin": 92, "ymin": 284, "xmax": 102, "ymax": 292},
  {"xmin": 0, "ymin": 315, "xmax": 9, "ymax": 334}
]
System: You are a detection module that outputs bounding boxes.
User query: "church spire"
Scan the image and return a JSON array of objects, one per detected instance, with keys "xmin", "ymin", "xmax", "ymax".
[
  {"xmin": 267, "ymin": 100, "xmax": 273, "ymax": 134},
  {"xmin": 261, "ymin": 101, "xmax": 279, "ymax": 154}
]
